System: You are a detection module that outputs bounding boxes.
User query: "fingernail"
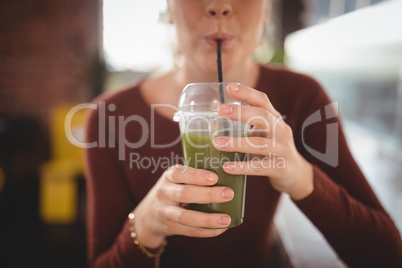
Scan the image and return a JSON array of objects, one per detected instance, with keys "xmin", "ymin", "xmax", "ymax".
[
  {"xmin": 219, "ymin": 216, "xmax": 231, "ymax": 226},
  {"xmin": 207, "ymin": 173, "xmax": 217, "ymax": 182},
  {"xmin": 220, "ymin": 104, "xmax": 233, "ymax": 114},
  {"xmin": 223, "ymin": 188, "xmax": 234, "ymax": 199},
  {"xmin": 214, "ymin": 137, "xmax": 228, "ymax": 147},
  {"xmin": 223, "ymin": 162, "xmax": 234, "ymax": 170},
  {"xmin": 230, "ymin": 83, "xmax": 239, "ymax": 91}
]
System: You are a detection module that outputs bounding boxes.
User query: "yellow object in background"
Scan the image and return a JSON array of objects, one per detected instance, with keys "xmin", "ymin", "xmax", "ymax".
[
  {"xmin": 51, "ymin": 104, "xmax": 86, "ymax": 165},
  {"xmin": 40, "ymin": 160, "xmax": 80, "ymax": 223},
  {"xmin": 40, "ymin": 104, "xmax": 87, "ymax": 224}
]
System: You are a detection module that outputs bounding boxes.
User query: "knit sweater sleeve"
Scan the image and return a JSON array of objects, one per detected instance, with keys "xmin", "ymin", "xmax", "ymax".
[
  {"xmin": 84, "ymin": 95, "xmax": 155, "ymax": 268},
  {"xmin": 291, "ymin": 76, "xmax": 402, "ymax": 267}
]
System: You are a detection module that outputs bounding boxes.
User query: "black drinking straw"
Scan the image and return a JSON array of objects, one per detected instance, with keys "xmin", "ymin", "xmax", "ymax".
[
  {"xmin": 216, "ymin": 39, "xmax": 225, "ymax": 104},
  {"xmin": 217, "ymin": 39, "xmax": 230, "ymax": 137}
]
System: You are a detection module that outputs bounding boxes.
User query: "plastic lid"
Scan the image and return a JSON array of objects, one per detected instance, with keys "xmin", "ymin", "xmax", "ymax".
[{"xmin": 173, "ymin": 82, "xmax": 243, "ymax": 122}]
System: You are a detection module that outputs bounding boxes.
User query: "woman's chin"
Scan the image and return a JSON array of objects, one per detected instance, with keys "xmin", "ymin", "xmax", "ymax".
[{"xmin": 200, "ymin": 60, "xmax": 235, "ymax": 79}]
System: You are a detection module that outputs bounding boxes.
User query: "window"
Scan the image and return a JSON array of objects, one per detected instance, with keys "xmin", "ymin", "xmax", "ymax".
[{"xmin": 103, "ymin": 0, "xmax": 174, "ymax": 72}]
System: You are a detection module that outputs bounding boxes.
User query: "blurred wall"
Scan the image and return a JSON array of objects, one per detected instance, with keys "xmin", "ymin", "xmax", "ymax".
[
  {"xmin": 0, "ymin": 0, "xmax": 102, "ymax": 140},
  {"xmin": 0, "ymin": 1, "xmax": 102, "ymax": 267}
]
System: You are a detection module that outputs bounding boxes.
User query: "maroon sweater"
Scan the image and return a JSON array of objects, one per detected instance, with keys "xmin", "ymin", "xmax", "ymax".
[{"xmin": 85, "ymin": 65, "xmax": 402, "ymax": 268}]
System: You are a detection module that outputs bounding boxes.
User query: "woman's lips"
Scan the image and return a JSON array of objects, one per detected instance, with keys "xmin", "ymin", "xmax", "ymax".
[{"xmin": 204, "ymin": 32, "xmax": 234, "ymax": 47}]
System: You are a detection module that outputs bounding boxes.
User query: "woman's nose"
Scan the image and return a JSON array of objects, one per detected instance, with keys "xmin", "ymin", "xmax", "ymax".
[{"xmin": 206, "ymin": 1, "xmax": 233, "ymax": 18}]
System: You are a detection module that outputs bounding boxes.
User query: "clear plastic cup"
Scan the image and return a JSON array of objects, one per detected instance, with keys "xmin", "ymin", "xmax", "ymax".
[{"xmin": 173, "ymin": 82, "xmax": 250, "ymax": 228}]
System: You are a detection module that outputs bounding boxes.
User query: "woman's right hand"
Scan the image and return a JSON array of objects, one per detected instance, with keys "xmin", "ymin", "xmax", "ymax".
[{"xmin": 132, "ymin": 164, "xmax": 234, "ymax": 249}]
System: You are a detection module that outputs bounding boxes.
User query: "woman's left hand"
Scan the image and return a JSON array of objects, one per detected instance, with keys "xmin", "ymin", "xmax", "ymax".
[{"xmin": 213, "ymin": 83, "xmax": 314, "ymax": 200}]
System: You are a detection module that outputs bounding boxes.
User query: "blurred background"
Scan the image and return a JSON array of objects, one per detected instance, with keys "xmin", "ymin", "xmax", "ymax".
[{"xmin": 0, "ymin": 0, "xmax": 401, "ymax": 267}]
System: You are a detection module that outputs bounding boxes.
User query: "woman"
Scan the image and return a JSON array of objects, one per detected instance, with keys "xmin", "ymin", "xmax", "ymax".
[{"xmin": 85, "ymin": 0, "xmax": 402, "ymax": 267}]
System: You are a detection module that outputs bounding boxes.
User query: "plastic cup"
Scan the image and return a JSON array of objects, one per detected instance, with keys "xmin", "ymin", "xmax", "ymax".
[{"xmin": 173, "ymin": 82, "xmax": 250, "ymax": 228}]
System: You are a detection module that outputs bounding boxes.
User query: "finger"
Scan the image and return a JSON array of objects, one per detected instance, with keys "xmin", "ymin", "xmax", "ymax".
[
  {"xmin": 164, "ymin": 220, "xmax": 228, "ymax": 238},
  {"xmin": 219, "ymin": 104, "xmax": 283, "ymax": 131},
  {"xmin": 226, "ymin": 83, "xmax": 281, "ymax": 118},
  {"xmin": 164, "ymin": 165, "xmax": 218, "ymax": 186},
  {"xmin": 213, "ymin": 136, "xmax": 279, "ymax": 156},
  {"xmin": 163, "ymin": 206, "xmax": 231, "ymax": 228},
  {"xmin": 163, "ymin": 183, "xmax": 234, "ymax": 204},
  {"xmin": 249, "ymin": 127, "xmax": 269, "ymax": 138},
  {"xmin": 221, "ymin": 157, "xmax": 287, "ymax": 177}
]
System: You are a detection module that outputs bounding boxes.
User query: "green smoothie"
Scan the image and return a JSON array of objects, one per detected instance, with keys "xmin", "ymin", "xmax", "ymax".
[{"xmin": 181, "ymin": 132, "xmax": 247, "ymax": 228}]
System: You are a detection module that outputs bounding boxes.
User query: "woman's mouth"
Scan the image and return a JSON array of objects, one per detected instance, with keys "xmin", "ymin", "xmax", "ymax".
[{"xmin": 204, "ymin": 32, "xmax": 234, "ymax": 47}]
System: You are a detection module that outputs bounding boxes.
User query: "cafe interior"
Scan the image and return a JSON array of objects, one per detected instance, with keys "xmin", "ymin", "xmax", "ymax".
[{"xmin": 0, "ymin": 0, "xmax": 401, "ymax": 267}]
